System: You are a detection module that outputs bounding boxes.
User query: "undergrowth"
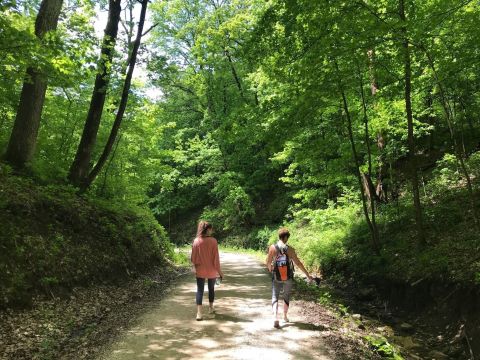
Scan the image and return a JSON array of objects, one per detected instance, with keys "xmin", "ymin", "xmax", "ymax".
[
  {"xmin": 261, "ymin": 153, "xmax": 480, "ymax": 287},
  {"xmin": 0, "ymin": 171, "xmax": 173, "ymax": 307}
]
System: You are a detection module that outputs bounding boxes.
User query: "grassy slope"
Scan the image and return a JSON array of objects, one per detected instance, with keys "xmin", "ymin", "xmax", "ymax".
[
  {"xmin": 0, "ymin": 172, "xmax": 173, "ymax": 307},
  {"xmin": 282, "ymin": 191, "xmax": 480, "ymax": 287}
]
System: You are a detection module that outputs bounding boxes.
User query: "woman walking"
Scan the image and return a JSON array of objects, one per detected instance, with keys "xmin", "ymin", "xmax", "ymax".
[{"xmin": 191, "ymin": 220, "xmax": 224, "ymax": 321}]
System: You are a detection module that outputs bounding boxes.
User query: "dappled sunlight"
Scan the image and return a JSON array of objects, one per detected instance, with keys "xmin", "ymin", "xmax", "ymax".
[{"xmin": 99, "ymin": 252, "xmax": 331, "ymax": 359}]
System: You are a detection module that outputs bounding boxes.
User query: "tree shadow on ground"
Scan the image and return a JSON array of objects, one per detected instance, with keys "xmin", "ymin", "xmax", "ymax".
[{"xmin": 280, "ymin": 321, "xmax": 329, "ymax": 331}]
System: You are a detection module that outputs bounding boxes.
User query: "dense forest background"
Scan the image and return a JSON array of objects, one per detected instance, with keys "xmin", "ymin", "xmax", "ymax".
[{"xmin": 1, "ymin": 0, "xmax": 480, "ymax": 305}]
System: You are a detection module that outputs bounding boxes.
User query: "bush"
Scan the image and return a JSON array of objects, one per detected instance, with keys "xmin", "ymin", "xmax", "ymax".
[
  {"xmin": 260, "ymin": 191, "xmax": 362, "ymax": 274},
  {"xmin": 364, "ymin": 335, "xmax": 403, "ymax": 359},
  {"xmin": 246, "ymin": 226, "xmax": 275, "ymax": 250}
]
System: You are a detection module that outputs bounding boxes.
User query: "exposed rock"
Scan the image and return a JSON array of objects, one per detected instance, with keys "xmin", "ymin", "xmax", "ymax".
[
  {"xmin": 393, "ymin": 335, "xmax": 417, "ymax": 349},
  {"xmin": 376, "ymin": 326, "xmax": 395, "ymax": 337},
  {"xmin": 408, "ymin": 354, "xmax": 422, "ymax": 360},
  {"xmin": 352, "ymin": 313, "xmax": 362, "ymax": 321}
]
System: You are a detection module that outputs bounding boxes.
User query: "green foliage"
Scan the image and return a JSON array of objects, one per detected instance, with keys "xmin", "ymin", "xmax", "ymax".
[
  {"xmin": 428, "ymin": 154, "xmax": 462, "ymax": 195},
  {"xmin": 202, "ymin": 172, "xmax": 255, "ymax": 231},
  {"xmin": 171, "ymin": 248, "xmax": 190, "ymax": 266},
  {"xmin": 475, "ymin": 272, "xmax": 480, "ymax": 285},
  {"xmin": 364, "ymin": 335, "xmax": 403, "ymax": 359},
  {"xmin": 143, "ymin": 0, "xmax": 480, "ymax": 252},
  {"xmin": 149, "ymin": 134, "xmax": 224, "ymax": 218},
  {"xmin": 245, "ymin": 226, "xmax": 275, "ymax": 251},
  {"xmin": 257, "ymin": 170, "xmax": 480, "ymax": 288},
  {"xmin": 267, "ymin": 192, "xmax": 361, "ymax": 272},
  {"xmin": 293, "ymin": 277, "xmax": 333, "ymax": 306}
]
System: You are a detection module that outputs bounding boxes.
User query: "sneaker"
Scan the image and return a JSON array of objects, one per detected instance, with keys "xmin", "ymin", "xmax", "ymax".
[
  {"xmin": 283, "ymin": 315, "xmax": 289, "ymax": 323},
  {"xmin": 196, "ymin": 312, "xmax": 203, "ymax": 321},
  {"xmin": 209, "ymin": 306, "xmax": 215, "ymax": 314},
  {"xmin": 273, "ymin": 320, "xmax": 280, "ymax": 328}
]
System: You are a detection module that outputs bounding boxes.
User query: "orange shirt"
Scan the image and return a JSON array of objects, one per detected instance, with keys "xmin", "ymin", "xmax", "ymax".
[{"xmin": 191, "ymin": 236, "xmax": 221, "ymax": 279}]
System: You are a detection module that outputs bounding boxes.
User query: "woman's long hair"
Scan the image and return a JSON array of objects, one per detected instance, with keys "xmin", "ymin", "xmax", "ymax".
[{"xmin": 196, "ymin": 220, "xmax": 212, "ymax": 238}]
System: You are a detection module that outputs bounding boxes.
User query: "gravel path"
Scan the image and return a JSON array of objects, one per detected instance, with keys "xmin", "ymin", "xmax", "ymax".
[{"xmin": 98, "ymin": 252, "xmax": 332, "ymax": 360}]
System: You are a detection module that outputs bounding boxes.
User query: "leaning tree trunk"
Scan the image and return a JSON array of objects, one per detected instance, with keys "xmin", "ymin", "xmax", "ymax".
[
  {"xmin": 224, "ymin": 48, "xmax": 246, "ymax": 102},
  {"xmin": 422, "ymin": 47, "xmax": 478, "ymax": 225},
  {"xmin": 68, "ymin": 0, "xmax": 122, "ymax": 187},
  {"xmin": 4, "ymin": 0, "xmax": 63, "ymax": 168},
  {"xmin": 81, "ymin": 0, "xmax": 149, "ymax": 192},
  {"xmin": 358, "ymin": 61, "xmax": 381, "ymax": 247},
  {"xmin": 335, "ymin": 61, "xmax": 380, "ymax": 255},
  {"xmin": 399, "ymin": 0, "xmax": 426, "ymax": 246},
  {"xmin": 367, "ymin": 49, "xmax": 388, "ymax": 203}
]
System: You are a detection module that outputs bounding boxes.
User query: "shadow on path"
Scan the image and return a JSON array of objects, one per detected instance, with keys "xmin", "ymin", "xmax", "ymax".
[{"xmin": 98, "ymin": 253, "xmax": 332, "ymax": 360}]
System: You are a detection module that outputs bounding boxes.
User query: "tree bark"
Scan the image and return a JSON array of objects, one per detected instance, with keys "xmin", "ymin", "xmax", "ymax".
[
  {"xmin": 68, "ymin": 0, "xmax": 122, "ymax": 187},
  {"xmin": 335, "ymin": 61, "xmax": 380, "ymax": 255},
  {"xmin": 422, "ymin": 47, "xmax": 478, "ymax": 225},
  {"xmin": 81, "ymin": 0, "xmax": 148, "ymax": 191},
  {"xmin": 100, "ymin": 133, "xmax": 123, "ymax": 197},
  {"xmin": 58, "ymin": 89, "xmax": 73, "ymax": 154},
  {"xmin": 358, "ymin": 62, "xmax": 381, "ymax": 246},
  {"xmin": 399, "ymin": 0, "xmax": 426, "ymax": 246},
  {"xmin": 367, "ymin": 49, "xmax": 378, "ymax": 96},
  {"xmin": 224, "ymin": 48, "xmax": 245, "ymax": 102},
  {"xmin": 4, "ymin": 0, "xmax": 63, "ymax": 168},
  {"xmin": 367, "ymin": 48, "xmax": 388, "ymax": 203}
]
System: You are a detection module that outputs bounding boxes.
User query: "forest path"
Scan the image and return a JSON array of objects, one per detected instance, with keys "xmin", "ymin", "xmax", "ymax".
[{"xmin": 98, "ymin": 252, "xmax": 331, "ymax": 359}]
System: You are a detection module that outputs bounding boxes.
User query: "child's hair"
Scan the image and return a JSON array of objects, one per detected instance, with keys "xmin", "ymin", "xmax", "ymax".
[
  {"xmin": 278, "ymin": 227, "xmax": 290, "ymax": 240},
  {"xmin": 196, "ymin": 220, "xmax": 213, "ymax": 238}
]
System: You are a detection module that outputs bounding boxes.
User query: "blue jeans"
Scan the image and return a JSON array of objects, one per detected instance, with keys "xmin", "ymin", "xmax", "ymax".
[{"xmin": 196, "ymin": 278, "xmax": 216, "ymax": 305}]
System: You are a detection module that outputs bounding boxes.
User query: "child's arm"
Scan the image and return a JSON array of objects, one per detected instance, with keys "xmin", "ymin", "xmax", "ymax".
[
  {"xmin": 266, "ymin": 245, "xmax": 275, "ymax": 272},
  {"xmin": 289, "ymin": 248, "xmax": 313, "ymax": 280}
]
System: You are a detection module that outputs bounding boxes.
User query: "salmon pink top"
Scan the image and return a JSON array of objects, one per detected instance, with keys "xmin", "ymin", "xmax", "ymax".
[{"xmin": 191, "ymin": 236, "xmax": 221, "ymax": 279}]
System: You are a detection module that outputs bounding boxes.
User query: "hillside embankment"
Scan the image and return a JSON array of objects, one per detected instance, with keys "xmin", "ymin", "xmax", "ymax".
[{"xmin": 0, "ymin": 172, "xmax": 174, "ymax": 308}]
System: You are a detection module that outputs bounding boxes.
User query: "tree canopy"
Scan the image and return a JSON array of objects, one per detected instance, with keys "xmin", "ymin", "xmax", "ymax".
[{"xmin": 1, "ymin": 0, "xmax": 480, "ymax": 251}]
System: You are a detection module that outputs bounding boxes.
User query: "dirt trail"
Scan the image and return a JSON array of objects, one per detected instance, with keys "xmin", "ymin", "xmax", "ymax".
[{"xmin": 98, "ymin": 252, "xmax": 332, "ymax": 359}]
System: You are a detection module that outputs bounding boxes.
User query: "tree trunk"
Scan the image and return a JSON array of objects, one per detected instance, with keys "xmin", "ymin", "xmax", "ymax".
[
  {"xmin": 399, "ymin": 0, "xmax": 426, "ymax": 246},
  {"xmin": 362, "ymin": 173, "xmax": 379, "ymax": 205},
  {"xmin": 4, "ymin": 0, "xmax": 63, "ymax": 168},
  {"xmin": 100, "ymin": 133, "xmax": 123, "ymax": 197},
  {"xmin": 223, "ymin": 84, "xmax": 228, "ymax": 115},
  {"xmin": 358, "ymin": 62, "xmax": 381, "ymax": 246},
  {"xmin": 422, "ymin": 47, "xmax": 478, "ymax": 225},
  {"xmin": 458, "ymin": 99, "xmax": 475, "ymax": 137},
  {"xmin": 68, "ymin": 0, "xmax": 122, "ymax": 187},
  {"xmin": 81, "ymin": 0, "xmax": 148, "ymax": 192},
  {"xmin": 224, "ymin": 48, "xmax": 245, "ymax": 102},
  {"xmin": 367, "ymin": 48, "xmax": 388, "ymax": 203},
  {"xmin": 335, "ymin": 61, "xmax": 380, "ymax": 255},
  {"xmin": 367, "ymin": 49, "xmax": 378, "ymax": 96},
  {"xmin": 58, "ymin": 90, "xmax": 73, "ymax": 154}
]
